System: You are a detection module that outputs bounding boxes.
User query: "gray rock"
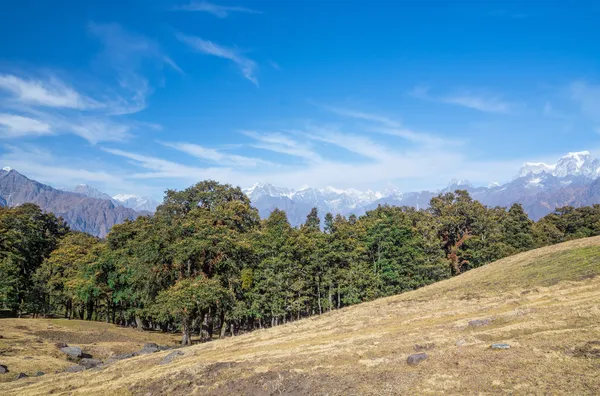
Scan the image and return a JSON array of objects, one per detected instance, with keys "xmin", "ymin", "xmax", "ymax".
[
  {"xmin": 136, "ymin": 347, "xmax": 159, "ymax": 355},
  {"xmin": 143, "ymin": 343, "xmax": 159, "ymax": 349},
  {"xmin": 64, "ymin": 365, "xmax": 86, "ymax": 373},
  {"xmin": 159, "ymin": 350, "xmax": 184, "ymax": 365},
  {"xmin": 158, "ymin": 345, "xmax": 172, "ymax": 351},
  {"xmin": 15, "ymin": 372, "xmax": 28, "ymax": 379},
  {"xmin": 456, "ymin": 339, "xmax": 467, "ymax": 347},
  {"xmin": 35, "ymin": 371, "xmax": 45, "ymax": 377},
  {"xmin": 407, "ymin": 353, "xmax": 428, "ymax": 366},
  {"xmin": 491, "ymin": 343, "xmax": 511, "ymax": 350},
  {"xmin": 60, "ymin": 346, "xmax": 83, "ymax": 359},
  {"xmin": 468, "ymin": 318, "xmax": 492, "ymax": 327},
  {"xmin": 0, "ymin": 364, "xmax": 8, "ymax": 374},
  {"xmin": 79, "ymin": 358, "xmax": 103, "ymax": 369}
]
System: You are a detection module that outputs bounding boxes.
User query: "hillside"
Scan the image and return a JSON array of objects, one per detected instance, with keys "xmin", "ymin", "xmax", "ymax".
[
  {"xmin": 0, "ymin": 169, "xmax": 148, "ymax": 237},
  {"xmin": 2, "ymin": 237, "xmax": 600, "ymax": 395}
]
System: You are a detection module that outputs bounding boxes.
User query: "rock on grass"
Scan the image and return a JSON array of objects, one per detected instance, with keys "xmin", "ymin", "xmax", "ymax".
[
  {"xmin": 159, "ymin": 350, "xmax": 184, "ymax": 365},
  {"xmin": 60, "ymin": 346, "xmax": 83, "ymax": 359},
  {"xmin": 407, "ymin": 353, "xmax": 428, "ymax": 366}
]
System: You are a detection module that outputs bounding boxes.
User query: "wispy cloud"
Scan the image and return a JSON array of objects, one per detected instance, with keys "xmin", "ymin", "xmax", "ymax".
[
  {"xmin": 304, "ymin": 126, "xmax": 394, "ymax": 161},
  {"xmin": 320, "ymin": 105, "xmax": 401, "ymax": 128},
  {"xmin": 89, "ymin": 22, "xmax": 183, "ymax": 114},
  {"xmin": 443, "ymin": 95, "xmax": 510, "ymax": 113},
  {"xmin": 410, "ymin": 85, "xmax": 511, "ymax": 113},
  {"xmin": 177, "ymin": 33, "xmax": 258, "ymax": 85},
  {"xmin": 161, "ymin": 141, "xmax": 271, "ymax": 167},
  {"xmin": 241, "ymin": 130, "xmax": 322, "ymax": 162},
  {"xmin": 318, "ymin": 103, "xmax": 458, "ymax": 146},
  {"xmin": 570, "ymin": 81, "xmax": 600, "ymax": 121},
  {"xmin": 0, "ymin": 114, "xmax": 52, "ymax": 138},
  {"xmin": 174, "ymin": 1, "xmax": 261, "ymax": 18},
  {"xmin": 0, "ymin": 144, "xmax": 121, "ymax": 186},
  {"xmin": 0, "ymin": 74, "xmax": 99, "ymax": 110}
]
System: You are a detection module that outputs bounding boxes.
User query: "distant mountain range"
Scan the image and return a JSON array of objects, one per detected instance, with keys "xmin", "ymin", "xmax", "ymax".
[
  {"xmin": 244, "ymin": 151, "xmax": 600, "ymax": 225},
  {"xmin": 4, "ymin": 151, "xmax": 600, "ymax": 235},
  {"xmin": 0, "ymin": 169, "xmax": 153, "ymax": 237}
]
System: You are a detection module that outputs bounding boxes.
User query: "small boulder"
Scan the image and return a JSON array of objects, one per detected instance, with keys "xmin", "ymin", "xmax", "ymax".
[
  {"xmin": 79, "ymin": 358, "xmax": 103, "ymax": 369},
  {"xmin": 55, "ymin": 342, "xmax": 68, "ymax": 349},
  {"xmin": 15, "ymin": 373, "xmax": 28, "ymax": 380},
  {"xmin": 136, "ymin": 346, "xmax": 159, "ymax": 356},
  {"xmin": 158, "ymin": 345, "xmax": 172, "ymax": 351},
  {"xmin": 469, "ymin": 318, "xmax": 492, "ymax": 328},
  {"xmin": 0, "ymin": 364, "xmax": 8, "ymax": 374},
  {"xmin": 407, "ymin": 353, "xmax": 428, "ymax": 366},
  {"xmin": 60, "ymin": 346, "xmax": 83, "ymax": 359},
  {"xmin": 64, "ymin": 365, "xmax": 86, "ymax": 373},
  {"xmin": 491, "ymin": 343, "xmax": 511, "ymax": 350},
  {"xmin": 143, "ymin": 342, "xmax": 159, "ymax": 349},
  {"xmin": 35, "ymin": 371, "xmax": 45, "ymax": 377},
  {"xmin": 456, "ymin": 339, "xmax": 467, "ymax": 347},
  {"xmin": 159, "ymin": 350, "xmax": 184, "ymax": 365}
]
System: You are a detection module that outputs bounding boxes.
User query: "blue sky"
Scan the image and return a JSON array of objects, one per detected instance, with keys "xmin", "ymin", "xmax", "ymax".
[{"xmin": 0, "ymin": 0, "xmax": 599, "ymax": 199}]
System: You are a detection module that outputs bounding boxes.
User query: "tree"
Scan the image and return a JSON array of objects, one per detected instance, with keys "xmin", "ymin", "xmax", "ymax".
[
  {"xmin": 0, "ymin": 204, "xmax": 68, "ymax": 315},
  {"xmin": 154, "ymin": 277, "xmax": 233, "ymax": 345}
]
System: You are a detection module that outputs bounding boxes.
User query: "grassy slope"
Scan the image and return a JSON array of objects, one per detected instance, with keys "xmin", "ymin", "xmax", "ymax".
[
  {"xmin": 3, "ymin": 237, "xmax": 600, "ymax": 395},
  {"xmin": 0, "ymin": 318, "xmax": 180, "ymax": 384}
]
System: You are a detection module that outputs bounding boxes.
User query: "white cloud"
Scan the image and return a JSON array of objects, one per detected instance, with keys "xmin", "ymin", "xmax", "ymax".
[
  {"xmin": 320, "ymin": 105, "xmax": 401, "ymax": 128},
  {"xmin": 89, "ymin": 22, "xmax": 182, "ymax": 114},
  {"xmin": 161, "ymin": 141, "xmax": 271, "ymax": 167},
  {"xmin": 0, "ymin": 144, "xmax": 121, "ymax": 186},
  {"xmin": 66, "ymin": 118, "xmax": 132, "ymax": 144},
  {"xmin": 570, "ymin": 81, "xmax": 600, "ymax": 121},
  {"xmin": 443, "ymin": 94, "xmax": 510, "ymax": 113},
  {"xmin": 174, "ymin": 1, "xmax": 261, "ymax": 18},
  {"xmin": 0, "ymin": 114, "xmax": 52, "ymax": 138},
  {"xmin": 177, "ymin": 33, "xmax": 258, "ymax": 85},
  {"xmin": 0, "ymin": 74, "xmax": 99, "ymax": 110},
  {"xmin": 318, "ymin": 104, "xmax": 458, "ymax": 146},
  {"xmin": 241, "ymin": 130, "xmax": 322, "ymax": 162},
  {"xmin": 410, "ymin": 85, "xmax": 511, "ymax": 113}
]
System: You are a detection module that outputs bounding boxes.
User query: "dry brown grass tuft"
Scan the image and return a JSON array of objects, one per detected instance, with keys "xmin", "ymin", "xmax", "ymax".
[{"xmin": 3, "ymin": 237, "xmax": 600, "ymax": 395}]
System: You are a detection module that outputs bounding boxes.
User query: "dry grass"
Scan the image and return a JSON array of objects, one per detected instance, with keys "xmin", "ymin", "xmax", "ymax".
[
  {"xmin": 0, "ymin": 317, "xmax": 180, "ymax": 384},
  {"xmin": 3, "ymin": 237, "xmax": 600, "ymax": 395}
]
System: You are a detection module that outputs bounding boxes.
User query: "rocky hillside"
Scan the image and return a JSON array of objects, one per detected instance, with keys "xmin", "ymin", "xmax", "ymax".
[
  {"xmin": 0, "ymin": 169, "xmax": 148, "ymax": 238},
  {"xmin": 4, "ymin": 236, "xmax": 600, "ymax": 395}
]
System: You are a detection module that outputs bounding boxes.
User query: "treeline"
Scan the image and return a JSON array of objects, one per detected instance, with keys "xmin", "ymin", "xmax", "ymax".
[{"xmin": 2, "ymin": 181, "xmax": 600, "ymax": 344}]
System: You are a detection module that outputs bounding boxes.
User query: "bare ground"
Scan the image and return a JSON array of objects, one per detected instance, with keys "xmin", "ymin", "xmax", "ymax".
[{"xmin": 2, "ymin": 236, "xmax": 600, "ymax": 395}]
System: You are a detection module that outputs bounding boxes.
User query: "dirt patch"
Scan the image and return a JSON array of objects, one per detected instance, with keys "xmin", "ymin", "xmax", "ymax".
[{"xmin": 567, "ymin": 341, "xmax": 600, "ymax": 359}]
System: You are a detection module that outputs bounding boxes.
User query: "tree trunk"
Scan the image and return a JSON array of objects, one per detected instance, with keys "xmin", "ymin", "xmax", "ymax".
[
  {"xmin": 135, "ymin": 315, "xmax": 144, "ymax": 331},
  {"xmin": 317, "ymin": 280, "xmax": 322, "ymax": 315},
  {"xmin": 181, "ymin": 316, "xmax": 192, "ymax": 346}
]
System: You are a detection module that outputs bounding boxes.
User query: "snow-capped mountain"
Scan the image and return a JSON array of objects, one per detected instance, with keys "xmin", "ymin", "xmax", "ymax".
[
  {"xmin": 112, "ymin": 194, "xmax": 159, "ymax": 213},
  {"xmin": 59, "ymin": 185, "xmax": 159, "ymax": 213},
  {"xmin": 517, "ymin": 151, "xmax": 600, "ymax": 179},
  {"xmin": 245, "ymin": 151, "xmax": 600, "ymax": 225}
]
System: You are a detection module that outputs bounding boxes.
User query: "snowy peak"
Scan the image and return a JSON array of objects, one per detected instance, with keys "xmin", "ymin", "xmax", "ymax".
[
  {"xmin": 517, "ymin": 162, "xmax": 556, "ymax": 178},
  {"xmin": 242, "ymin": 183, "xmax": 294, "ymax": 201},
  {"xmin": 517, "ymin": 151, "xmax": 600, "ymax": 179},
  {"xmin": 112, "ymin": 194, "xmax": 159, "ymax": 213},
  {"xmin": 554, "ymin": 151, "xmax": 598, "ymax": 178}
]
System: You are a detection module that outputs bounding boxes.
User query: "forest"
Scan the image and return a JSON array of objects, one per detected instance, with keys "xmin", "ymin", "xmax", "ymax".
[{"xmin": 2, "ymin": 180, "xmax": 600, "ymax": 345}]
